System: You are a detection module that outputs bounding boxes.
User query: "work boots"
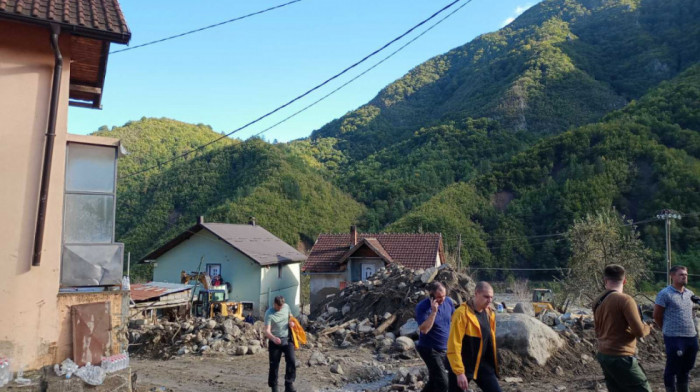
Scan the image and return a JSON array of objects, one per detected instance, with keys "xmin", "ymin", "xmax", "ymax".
[
  {"xmin": 677, "ymin": 383, "xmax": 690, "ymax": 392},
  {"xmin": 284, "ymin": 383, "xmax": 297, "ymax": 392},
  {"xmin": 270, "ymin": 387, "xmax": 278, "ymax": 392}
]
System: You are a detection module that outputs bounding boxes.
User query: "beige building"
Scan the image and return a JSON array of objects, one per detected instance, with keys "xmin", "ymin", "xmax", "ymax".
[{"xmin": 0, "ymin": 1, "xmax": 130, "ymax": 371}]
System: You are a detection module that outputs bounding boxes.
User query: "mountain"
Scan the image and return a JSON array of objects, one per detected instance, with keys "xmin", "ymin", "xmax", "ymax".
[
  {"xmin": 95, "ymin": 119, "xmax": 364, "ymax": 279},
  {"xmin": 389, "ymin": 63, "xmax": 700, "ymax": 273},
  {"xmin": 304, "ymin": 0, "xmax": 700, "ymax": 228},
  {"xmin": 100, "ymin": 0, "xmax": 700, "ymax": 279}
]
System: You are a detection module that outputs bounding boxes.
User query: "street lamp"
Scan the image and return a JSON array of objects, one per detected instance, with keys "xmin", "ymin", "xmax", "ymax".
[{"xmin": 656, "ymin": 209, "xmax": 682, "ymax": 285}]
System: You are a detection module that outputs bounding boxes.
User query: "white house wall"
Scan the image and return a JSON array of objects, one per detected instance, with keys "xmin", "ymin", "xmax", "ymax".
[
  {"xmin": 260, "ymin": 262, "xmax": 301, "ymax": 316},
  {"xmin": 151, "ymin": 230, "xmax": 262, "ymax": 314}
]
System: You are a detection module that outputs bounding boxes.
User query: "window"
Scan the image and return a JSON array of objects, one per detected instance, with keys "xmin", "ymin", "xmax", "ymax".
[
  {"xmin": 61, "ymin": 143, "xmax": 122, "ymax": 287},
  {"xmin": 206, "ymin": 264, "xmax": 221, "ymax": 278}
]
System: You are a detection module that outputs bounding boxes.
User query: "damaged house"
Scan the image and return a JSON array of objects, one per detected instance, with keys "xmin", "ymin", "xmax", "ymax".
[
  {"xmin": 139, "ymin": 217, "xmax": 307, "ymax": 316},
  {"xmin": 0, "ymin": 0, "xmax": 130, "ymax": 371},
  {"xmin": 303, "ymin": 226, "xmax": 445, "ymax": 307}
]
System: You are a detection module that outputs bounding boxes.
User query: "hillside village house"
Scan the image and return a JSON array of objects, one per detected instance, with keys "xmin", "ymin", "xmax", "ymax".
[
  {"xmin": 0, "ymin": 0, "xmax": 130, "ymax": 372},
  {"xmin": 303, "ymin": 226, "xmax": 445, "ymax": 307},
  {"xmin": 140, "ymin": 217, "xmax": 306, "ymax": 316}
]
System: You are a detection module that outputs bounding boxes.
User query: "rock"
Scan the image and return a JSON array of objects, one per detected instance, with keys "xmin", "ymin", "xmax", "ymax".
[
  {"xmin": 328, "ymin": 307, "xmax": 338, "ymax": 315},
  {"xmin": 207, "ymin": 320, "xmax": 217, "ymax": 329},
  {"xmin": 342, "ymin": 304, "xmax": 351, "ymax": 316},
  {"xmin": 177, "ymin": 347, "xmax": 189, "ymax": 355},
  {"xmin": 555, "ymin": 366, "xmax": 564, "ymax": 376},
  {"xmin": 420, "ymin": 267, "xmax": 438, "ymax": 284},
  {"xmin": 394, "ymin": 336, "xmax": 415, "ymax": 352},
  {"xmin": 308, "ymin": 351, "xmax": 328, "ymax": 366},
  {"xmin": 384, "ymin": 332, "xmax": 396, "ymax": 340},
  {"xmin": 302, "ymin": 304, "xmax": 311, "ymax": 315},
  {"xmin": 383, "ymin": 312, "xmax": 392, "ymax": 320},
  {"xmin": 496, "ymin": 313, "xmax": 565, "ymax": 366},
  {"xmin": 330, "ymin": 363, "xmax": 344, "ymax": 375},
  {"xmin": 358, "ymin": 324, "xmax": 374, "ymax": 333},
  {"xmin": 397, "ymin": 282, "xmax": 407, "ymax": 289},
  {"xmin": 513, "ymin": 303, "xmax": 535, "ymax": 317},
  {"xmin": 504, "ymin": 377, "xmax": 523, "ymax": 383},
  {"xmin": 247, "ymin": 345, "xmax": 261, "ymax": 354},
  {"xmin": 200, "ymin": 345, "xmax": 210, "ymax": 352},
  {"xmin": 399, "ymin": 319, "xmax": 419, "ymax": 337},
  {"xmin": 235, "ymin": 346, "xmax": 249, "ymax": 355},
  {"xmin": 581, "ymin": 354, "xmax": 592, "ymax": 364}
]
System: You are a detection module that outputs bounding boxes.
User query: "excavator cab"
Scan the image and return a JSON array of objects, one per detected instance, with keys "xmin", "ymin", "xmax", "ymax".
[
  {"xmin": 532, "ymin": 288, "xmax": 554, "ymax": 316},
  {"xmin": 194, "ymin": 289, "xmax": 244, "ymax": 319}
]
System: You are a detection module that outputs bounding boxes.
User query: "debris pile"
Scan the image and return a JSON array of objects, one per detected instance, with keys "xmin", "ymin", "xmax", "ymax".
[
  {"xmin": 311, "ymin": 264, "xmax": 475, "ymax": 339},
  {"xmin": 128, "ymin": 316, "xmax": 271, "ymax": 359}
]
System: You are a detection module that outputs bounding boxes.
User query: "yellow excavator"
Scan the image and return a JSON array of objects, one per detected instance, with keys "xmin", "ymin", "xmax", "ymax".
[
  {"xmin": 181, "ymin": 271, "xmax": 244, "ymax": 319},
  {"xmin": 531, "ymin": 288, "xmax": 555, "ymax": 316}
]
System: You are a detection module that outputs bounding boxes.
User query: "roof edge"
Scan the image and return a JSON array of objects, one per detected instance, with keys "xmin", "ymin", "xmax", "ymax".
[{"xmin": 0, "ymin": 14, "xmax": 131, "ymax": 44}]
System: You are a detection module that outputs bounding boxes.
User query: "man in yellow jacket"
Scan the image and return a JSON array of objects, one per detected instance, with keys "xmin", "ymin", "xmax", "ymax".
[{"xmin": 447, "ymin": 281, "xmax": 501, "ymax": 392}]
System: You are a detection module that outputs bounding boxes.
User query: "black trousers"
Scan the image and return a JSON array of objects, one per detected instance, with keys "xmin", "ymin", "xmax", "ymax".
[
  {"xmin": 448, "ymin": 365, "xmax": 502, "ymax": 392},
  {"xmin": 268, "ymin": 339, "xmax": 296, "ymax": 390},
  {"xmin": 417, "ymin": 345, "xmax": 450, "ymax": 392}
]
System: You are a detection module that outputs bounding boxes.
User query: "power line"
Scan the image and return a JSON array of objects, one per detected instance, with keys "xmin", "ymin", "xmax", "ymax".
[
  {"xmin": 110, "ymin": 0, "xmax": 303, "ymax": 55},
  {"xmin": 251, "ymin": 0, "xmax": 475, "ymax": 138},
  {"xmin": 120, "ymin": 0, "xmax": 466, "ymax": 179}
]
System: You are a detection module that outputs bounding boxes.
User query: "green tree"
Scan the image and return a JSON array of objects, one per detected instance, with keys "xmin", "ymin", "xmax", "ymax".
[{"xmin": 565, "ymin": 208, "xmax": 651, "ymax": 301}]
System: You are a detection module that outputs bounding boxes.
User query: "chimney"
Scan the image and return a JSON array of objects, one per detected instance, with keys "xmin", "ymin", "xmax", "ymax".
[
  {"xmin": 249, "ymin": 216, "xmax": 256, "ymax": 226},
  {"xmin": 350, "ymin": 225, "xmax": 357, "ymax": 246},
  {"xmin": 197, "ymin": 216, "xmax": 204, "ymax": 225}
]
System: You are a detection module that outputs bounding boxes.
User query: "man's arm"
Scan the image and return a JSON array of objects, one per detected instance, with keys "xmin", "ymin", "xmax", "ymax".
[
  {"xmin": 653, "ymin": 305, "xmax": 665, "ymax": 329},
  {"xmin": 265, "ymin": 324, "xmax": 281, "ymax": 344},
  {"xmin": 418, "ymin": 299, "xmax": 439, "ymax": 334},
  {"xmin": 623, "ymin": 297, "xmax": 650, "ymax": 337}
]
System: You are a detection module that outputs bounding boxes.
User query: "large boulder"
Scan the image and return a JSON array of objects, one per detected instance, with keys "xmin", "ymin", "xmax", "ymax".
[
  {"xmin": 512, "ymin": 302, "xmax": 535, "ymax": 317},
  {"xmin": 496, "ymin": 313, "xmax": 564, "ymax": 365}
]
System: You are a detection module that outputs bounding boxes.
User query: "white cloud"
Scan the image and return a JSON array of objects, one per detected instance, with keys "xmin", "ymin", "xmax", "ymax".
[
  {"xmin": 502, "ymin": 3, "xmax": 534, "ymax": 27},
  {"xmin": 501, "ymin": 17, "xmax": 516, "ymax": 27}
]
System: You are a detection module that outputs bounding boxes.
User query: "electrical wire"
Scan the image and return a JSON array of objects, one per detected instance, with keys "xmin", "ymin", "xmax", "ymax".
[
  {"xmin": 250, "ymin": 0, "xmax": 475, "ymax": 138},
  {"xmin": 110, "ymin": 0, "xmax": 303, "ymax": 55},
  {"xmin": 119, "ymin": 0, "xmax": 465, "ymax": 179}
]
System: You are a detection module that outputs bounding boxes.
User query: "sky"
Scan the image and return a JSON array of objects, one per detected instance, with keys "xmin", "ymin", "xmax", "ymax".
[{"xmin": 68, "ymin": 0, "xmax": 538, "ymax": 142}]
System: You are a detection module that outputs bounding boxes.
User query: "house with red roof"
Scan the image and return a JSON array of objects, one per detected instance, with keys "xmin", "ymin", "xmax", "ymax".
[{"xmin": 303, "ymin": 226, "xmax": 445, "ymax": 307}]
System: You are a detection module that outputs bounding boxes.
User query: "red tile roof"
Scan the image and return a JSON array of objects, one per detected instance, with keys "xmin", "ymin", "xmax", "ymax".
[
  {"xmin": 303, "ymin": 233, "xmax": 443, "ymax": 273},
  {"xmin": 0, "ymin": 0, "xmax": 130, "ymax": 43}
]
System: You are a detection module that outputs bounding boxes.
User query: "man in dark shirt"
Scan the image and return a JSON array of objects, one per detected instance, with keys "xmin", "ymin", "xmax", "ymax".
[
  {"xmin": 415, "ymin": 281, "xmax": 455, "ymax": 391},
  {"xmin": 447, "ymin": 281, "xmax": 501, "ymax": 392}
]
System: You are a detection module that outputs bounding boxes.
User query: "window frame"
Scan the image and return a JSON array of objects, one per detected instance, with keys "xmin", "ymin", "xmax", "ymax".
[{"xmin": 60, "ymin": 142, "xmax": 119, "ymax": 287}]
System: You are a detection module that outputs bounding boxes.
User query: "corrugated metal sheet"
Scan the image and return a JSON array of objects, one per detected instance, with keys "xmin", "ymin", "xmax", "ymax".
[{"xmin": 130, "ymin": 282, "xmax": 192, "ymax": 302}]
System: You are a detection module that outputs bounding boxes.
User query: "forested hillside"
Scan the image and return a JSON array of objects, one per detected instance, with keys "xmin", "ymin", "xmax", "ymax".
[{"xmin": 99, "ymin": 0, "xmax": 700, "ymax": 280}]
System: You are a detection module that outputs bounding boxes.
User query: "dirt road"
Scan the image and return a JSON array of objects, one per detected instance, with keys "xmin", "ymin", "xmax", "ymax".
[{"xmin": 132, "ymin": 346, "xmax": 699, "ymax": 392}]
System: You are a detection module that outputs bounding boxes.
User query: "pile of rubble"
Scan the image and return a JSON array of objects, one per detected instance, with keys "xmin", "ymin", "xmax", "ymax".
[
  {"xmin": 310, "ymin": 264, "xmax": 475, "ymax": 340},
  {"xmin": 128, "ymin": 316, "xmax": 270, "ymax": 359}
]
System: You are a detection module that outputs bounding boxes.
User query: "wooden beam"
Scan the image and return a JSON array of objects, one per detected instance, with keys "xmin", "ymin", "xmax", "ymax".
[{"xmin": 70, "ymin": 84, "xmax": 102, "ymax": 94}]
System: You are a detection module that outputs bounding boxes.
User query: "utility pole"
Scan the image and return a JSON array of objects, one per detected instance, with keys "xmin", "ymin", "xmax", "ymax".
[{"xmin": 656, "ymin": 209, "xmax": 682, "ymax": 285}]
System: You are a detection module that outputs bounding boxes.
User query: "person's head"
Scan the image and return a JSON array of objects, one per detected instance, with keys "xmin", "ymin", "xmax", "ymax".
[
  {"xmin": 273, "ymin": 295, "xmax": 285, "ymax": 311},
  {"xmin": 473, "ymin": 281, "xmax": 494, "ymax": 312},
  {"xmin": 603, "ymin": 264, "xmax": 626, "ymax": 289},
  {"xmin": 671, "ymin": 265, "xmax": 689, "ymax": 287},
  {"xmin": 427, "ymin": 281, "xmax": 447, "ymax": 304}
]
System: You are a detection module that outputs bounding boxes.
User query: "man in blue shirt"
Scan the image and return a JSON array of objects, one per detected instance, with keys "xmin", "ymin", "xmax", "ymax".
[
  {"xmin": 654, "ymin": 265, "xmax": 698, "ymax": 392},
  {"xmin": 415, "ymin": 281, "xmax": 455, "ymax": 391}
]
